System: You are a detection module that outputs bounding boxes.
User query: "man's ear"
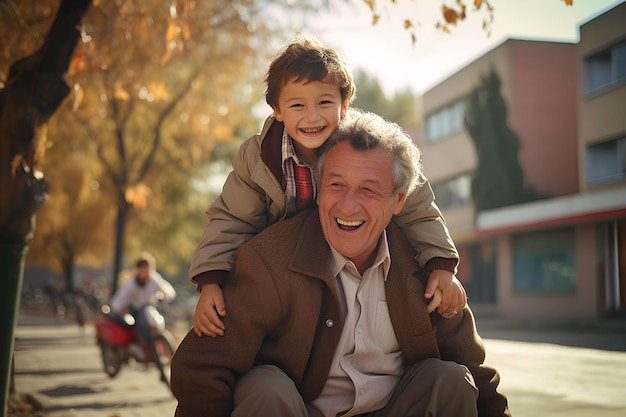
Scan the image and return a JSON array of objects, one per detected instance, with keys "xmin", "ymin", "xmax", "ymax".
[
  {"xmin": 272, "ymin": 106, "xmax": 283, "ymax": 122},
  {"xmin": 393, "ymin": 191, "xmax": 408, "ymax": 215}
]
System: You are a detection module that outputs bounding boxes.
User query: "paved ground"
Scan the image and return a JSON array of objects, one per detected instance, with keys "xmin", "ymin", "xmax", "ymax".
[
  {"xmin": 476, "ymin": 317, "xmax": 626, "ymax": 417},
  {"xmin": 11, "ymin": 311, "xmax": 626, "ymax": 417}
]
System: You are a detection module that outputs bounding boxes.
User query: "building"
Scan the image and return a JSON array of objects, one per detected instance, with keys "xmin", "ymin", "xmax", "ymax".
[{"xmin": 420, "ymin": 2, "xmax": 626, "ymax": 319}]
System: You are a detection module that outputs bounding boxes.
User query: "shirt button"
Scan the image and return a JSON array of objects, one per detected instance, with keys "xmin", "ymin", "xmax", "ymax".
[{"xmin": 325, "ymin": 319, "xmax": 334, "ymax": 328}]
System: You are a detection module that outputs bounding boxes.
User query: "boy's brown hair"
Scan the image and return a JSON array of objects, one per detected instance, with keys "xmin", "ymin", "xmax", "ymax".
[{"xmin": 265, "ymin": 34, "xmax": 356, "ymax": 109}]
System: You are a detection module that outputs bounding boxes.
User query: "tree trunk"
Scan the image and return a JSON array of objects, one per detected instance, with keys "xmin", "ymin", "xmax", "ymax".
[
  {"xmin": 0, "ymin": 1, "xmax": 92, "ymax": 412},
  {"xmin": 111, "ymin": 191, "xmax": 131, "ymax": 295}
]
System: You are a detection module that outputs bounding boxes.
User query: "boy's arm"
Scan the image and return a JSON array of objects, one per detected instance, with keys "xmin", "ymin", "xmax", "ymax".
[
  {"xmin": 393, "ymin": 173, "xmax": 466, "ymax": 312},
  {"xmin": 188, "ymin": 125, "xmax": 286, "ymax": 283},
  {"xmin": 394, "ymin": 172, "xmax": 459, "ymax": 266}
]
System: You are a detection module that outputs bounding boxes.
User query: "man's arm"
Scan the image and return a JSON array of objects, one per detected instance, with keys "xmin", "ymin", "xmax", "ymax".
[
  {"xmin": 171, "ymin": 244, "xmax": 282, "ymax": 416},
  {"xmin": 433, "ymin": 308, "xmax": 512, "ymax": 417}
]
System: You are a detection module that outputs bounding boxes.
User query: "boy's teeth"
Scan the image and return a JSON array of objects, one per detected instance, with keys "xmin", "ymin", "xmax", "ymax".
[
  {"xmin": 337, "ymin": 218, "xmax": 364, "ymax": 227},
  {"xmin": 302, "ymin": 127, "xmax": 323, "ymax": 133}
]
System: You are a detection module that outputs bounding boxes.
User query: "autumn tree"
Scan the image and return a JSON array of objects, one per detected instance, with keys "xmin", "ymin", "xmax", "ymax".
[
  {"xmin": 25, "ymin": 110, "xmax": 114, "ymax": 296},
  {"xmin": 28, "ymin": 0, "xmax": 333, "ymax": 293},
  {"xmin": 0, "ymin": 0, "xmax": 92, "ymax": 409}
]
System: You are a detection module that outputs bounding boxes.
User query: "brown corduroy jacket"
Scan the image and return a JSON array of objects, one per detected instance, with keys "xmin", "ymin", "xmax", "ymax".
[{"xmin": 171, "ymin": 208, "xmax": 511, "ymax": 417}]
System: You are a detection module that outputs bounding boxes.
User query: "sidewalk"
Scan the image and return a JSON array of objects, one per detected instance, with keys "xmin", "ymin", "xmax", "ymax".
[
  {"xmin": 12, "ymin": 312, "xmax": 177, "ymax": 417},
  {"xmin": 11, "ymin": 310, "xmax": 626, "ymax": 417}
]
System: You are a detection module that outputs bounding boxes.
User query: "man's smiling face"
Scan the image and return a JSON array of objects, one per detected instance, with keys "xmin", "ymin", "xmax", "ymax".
[{"xmin": 317, "ymin": 141, "xmax": 407, "ymax": 273}]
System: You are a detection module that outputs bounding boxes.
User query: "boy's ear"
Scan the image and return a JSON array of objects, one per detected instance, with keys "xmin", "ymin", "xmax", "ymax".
[
  {"xmin": 272, "ymin": 106, "xmax": 283, "ymax": 122},
  {"xmin": 340, "ymin": 100, "xmax": 349, "ymax": 118}
]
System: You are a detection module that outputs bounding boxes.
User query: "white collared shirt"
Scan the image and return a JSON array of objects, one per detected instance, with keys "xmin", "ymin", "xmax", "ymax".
[{"xmin": 311, "ymin": 230, "xmax": 405, "ymax": 417}]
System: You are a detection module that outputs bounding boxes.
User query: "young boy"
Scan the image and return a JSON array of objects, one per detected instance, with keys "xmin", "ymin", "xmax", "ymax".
[{"xmin": 190, "ymin": 34, "xmax": 466, "ymax": 337}]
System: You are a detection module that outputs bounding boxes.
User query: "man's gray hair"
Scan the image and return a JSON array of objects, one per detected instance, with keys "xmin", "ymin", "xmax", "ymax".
[{"xmin": 316, "ymin": 109, "xmax": 423, "ymax": 195}]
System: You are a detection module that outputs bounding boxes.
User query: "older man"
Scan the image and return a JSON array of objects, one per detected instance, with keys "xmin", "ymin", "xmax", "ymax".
[{"xmin": 170, "ymin": 110, "xmax": 511, "ymax": 417}]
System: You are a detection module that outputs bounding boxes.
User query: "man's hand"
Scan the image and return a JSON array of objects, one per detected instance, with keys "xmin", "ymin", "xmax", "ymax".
[
  {"xmin": 193, "ymin": 284, "xmax": 226, "ymax": 337},
  {"xmin": 424, "ymin": 270, "xmax": 467, "ymax": 317}
]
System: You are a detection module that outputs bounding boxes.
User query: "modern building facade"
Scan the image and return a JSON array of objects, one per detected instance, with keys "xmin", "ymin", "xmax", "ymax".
[{"xmin": 420, "ymin": 2, "xmax": 626, "ymax": 319}]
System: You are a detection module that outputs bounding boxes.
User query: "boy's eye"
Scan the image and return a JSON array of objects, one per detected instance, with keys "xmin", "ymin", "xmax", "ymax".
[
  {"xmin": 319, "ymin": 100, "xmax": 333, "ymax": 105},
  {"xmin": 289, "ymin": 103, "xmax": 304, "ymax": 108}
]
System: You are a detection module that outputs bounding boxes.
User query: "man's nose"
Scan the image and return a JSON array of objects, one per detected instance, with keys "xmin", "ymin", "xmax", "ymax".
[{"xmin": 337, "ymin": 189, "xmax": 359, "ymax": 214}]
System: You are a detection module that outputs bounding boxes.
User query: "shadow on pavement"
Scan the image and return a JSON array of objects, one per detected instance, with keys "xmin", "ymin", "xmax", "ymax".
[{"xmin": 475, "ymin": 315, "xmax": 626, "ymax": 352}]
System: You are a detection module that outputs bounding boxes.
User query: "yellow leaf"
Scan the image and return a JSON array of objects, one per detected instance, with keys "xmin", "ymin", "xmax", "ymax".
[
  {"xmin": 114, "ymin": 82, "xmax": 129, "ymax": 101},
  {"xmin": 363, "ymin": 0, "xmax": 375, "ymax": 11},
  {"xmin": 475, "ymin": 0, "xmax": 483, "ymax": 8},
  {"xmin": 125, "ymin": 183, "xmax": 152, "ymax": 209},
  {"xmin": 160, "ymin": 49, "xmax": 172, "ymax": 65},
  {"xmin": 442, "ymin": 6, "xmax": 460, "ymax": 25},
  {"xmin": 562, "ymin": 0, "xmax": 573, "ymax": 5},
  {"xmin": 182, "ymin": 22, "xmax": 191, "ymax": 40},
  {"xmin": 404, "ymin": 19, "xmax": 413, "ymax": 29},
  {"xmin": 147, "ymin": 82, "xmax": 170, "ymax": 101},
  {"xmin": 372, "ymin": 14, "xmax": 380, "ymax": 25},
  {"xmin": 165, "ymin": 18, "xmax": 178, "ymax": 46}
]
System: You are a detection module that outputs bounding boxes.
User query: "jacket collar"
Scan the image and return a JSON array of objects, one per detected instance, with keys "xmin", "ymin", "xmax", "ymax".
[
  {"xmin": 260, "ymin": 115, "xmax": 284, "ymax": 184},
  {"xmin": 289, "ymin": 209, "xmax": 341, "ymax": 303}
]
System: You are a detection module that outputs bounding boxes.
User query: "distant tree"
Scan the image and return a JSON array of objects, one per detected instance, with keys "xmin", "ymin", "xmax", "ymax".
[
  {"xmin": 387, "ymin": 89, "xmax": 421, "ymax": 129},
  {"xmin": 26, "ymin": 115, "xmax": 114, "ymax": 294},
  {"xmin": 352, "ymin": 69, "xmax": 420, "ymax": 129},
  {"xmin": 464, "ymin": 68, "xmax": 540, "ymax": 211},
  {"xmin": 352, "ymin": 70, "xmax": 388, "ymax": 115}
]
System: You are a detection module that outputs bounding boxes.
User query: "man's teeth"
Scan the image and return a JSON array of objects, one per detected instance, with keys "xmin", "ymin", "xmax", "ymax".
[{"xmin": 337, "ymin": 219, "xmax": 364, "ymax": 227}]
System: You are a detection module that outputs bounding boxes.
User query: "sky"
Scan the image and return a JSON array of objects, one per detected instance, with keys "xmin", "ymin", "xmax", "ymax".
[{"xmin": 297, "ymin": 0, "xmax": 624, "ymax": 96}]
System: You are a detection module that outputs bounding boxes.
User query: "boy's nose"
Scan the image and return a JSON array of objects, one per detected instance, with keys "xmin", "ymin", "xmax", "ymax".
[{"xmin": 305, "ymin": 107, "xmax": 320, "ymax": 122}]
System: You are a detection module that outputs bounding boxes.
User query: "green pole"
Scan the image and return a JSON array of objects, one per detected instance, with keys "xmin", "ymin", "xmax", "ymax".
[{"xmin": 1, "ymin": 243, "xmax": 27, "ymax": 416}]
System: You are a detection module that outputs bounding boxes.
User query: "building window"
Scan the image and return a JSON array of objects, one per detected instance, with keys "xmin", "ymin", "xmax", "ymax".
[
  {"xmin": 513, "ymin": 228, "xmax": 576, "ymax": 293},
  {"xmin": 586, "ymin": 136, "xmax": 626, "ymax": 186},
  {"xmin": 584, "ymin": 39, "xmax": 626, "ymax": 94},
  {"xmin": 425, "ymin": 99, "xmax": 466, "ymax": 143},
  {"xmin": 431, "ymin": 174, "xmax": 472, "ymax": 209}
]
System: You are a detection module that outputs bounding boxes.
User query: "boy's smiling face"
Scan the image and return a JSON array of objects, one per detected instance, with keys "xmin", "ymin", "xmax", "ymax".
[{"xmin": 272, "ymin": 77, "xmax": 348, "ymax": 164}]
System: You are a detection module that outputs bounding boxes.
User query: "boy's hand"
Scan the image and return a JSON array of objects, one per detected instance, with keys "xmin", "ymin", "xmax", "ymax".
[
  {"xmin": 425, "ymin": 270, "xmax": 467, "ymax": 316},
  {"xmin": 193, "ymin": 284, "xmax": 226, "ymax": 337}
]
